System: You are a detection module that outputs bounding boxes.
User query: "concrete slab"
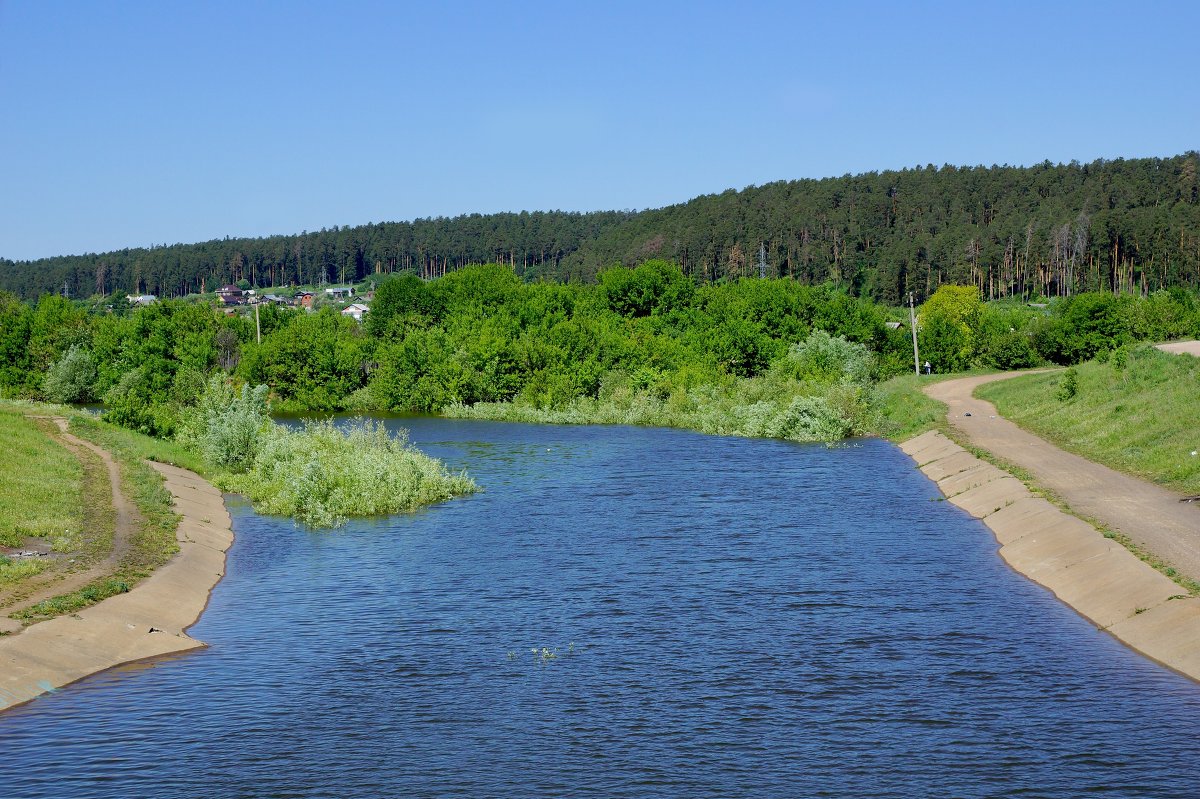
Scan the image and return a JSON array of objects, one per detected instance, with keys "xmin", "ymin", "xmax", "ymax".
[
  {"xmin": 985, "ymin": 497, "xmax": 1064, "ymax": 545},
  {"xmin": 939, "ymin": 461, "xmax": 1010, "ymax": 498},
  {"xmin": 946, "ymin": 476, "xmax": 1029, "ymax": 519},
  {"xmin": 921, "ymin": 450, "xmax": 983, "ymax": 482},
  {"xmin": 900, "ymin": 426, "xmax": 1200, "ymax": 684},
  {"xmin": 1109, "ymin": 599, "xmax": 1200, "ymax": 680}
]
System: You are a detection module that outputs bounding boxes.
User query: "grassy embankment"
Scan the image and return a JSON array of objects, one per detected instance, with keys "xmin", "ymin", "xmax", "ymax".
[
  {"xmin": 0, "ymin": 409, "xmax": 85, "ymax": 585},
  {"xmin": 444, "ymin": 374, "xmax": 874, "ymax": 443},
  {"xmin": 871, "ymin": 372, "xmax": 956, "ymax": 442},
  {"xmin": 0, "ymin": 404, "xmax": 189, "ymax": 621},
  {"xmin": 445, "ymin": 361, "xmax": 978, "ymax": 447},
  {"xmin": 976, "ymin": 345, "xmax": 1200, "ymax": 496}
]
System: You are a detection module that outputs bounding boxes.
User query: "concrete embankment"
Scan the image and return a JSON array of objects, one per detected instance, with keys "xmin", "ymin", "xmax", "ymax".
[
  {"xmin": 902, "ymin": 429, "xmax": 1200, "ymax": 681},
  {"xmin": 0, "ymin": 462, "xmax": 233, "ymax": 713}
]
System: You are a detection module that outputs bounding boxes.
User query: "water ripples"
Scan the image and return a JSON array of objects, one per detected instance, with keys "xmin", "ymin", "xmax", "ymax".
[{"xmin": 3, "ymin": 420, "xmax": 1200, "ymax": 797}]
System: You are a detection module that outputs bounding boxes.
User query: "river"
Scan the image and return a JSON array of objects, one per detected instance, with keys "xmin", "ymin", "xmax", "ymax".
[{"xmin": 3, "ymin": 419, "xmax": 1200, "ymax": 797}]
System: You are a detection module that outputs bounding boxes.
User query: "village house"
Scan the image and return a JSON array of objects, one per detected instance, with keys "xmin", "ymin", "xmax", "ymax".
[
  {"xmin": 125, "ymin": 294, "xmax": 157, "ymax": 306},
  {"xmin": 341, "ymin": 303, "xmax": 370, "ymax": 322},
  {"xmin": 324, "ymin": 286, "xmax": 353, "ymax": 300},
  {"xmin": 216, "ymin": 285, "xmax": 245, "ymax": 306},
  {"xmin": 294, "ymin": 291, "xmax": 315, "ymax": 309}
]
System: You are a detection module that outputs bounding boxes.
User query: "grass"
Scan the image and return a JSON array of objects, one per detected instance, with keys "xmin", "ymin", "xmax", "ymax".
[
  {"xmin": 976, "ymin": 345, "xmax": 1200, "ymax": 495},
  {"xmin": 12, "ymin": 578, "xmax": 131, "ymax": 620},
  {"xmin": 68, "ymin": 414, "xmax": 183, "ymax": 578},
  {"xmin": 218, "ymin": 419, "xmax": 477, "ymax": 527},
  {"xmin": 870, "ymin": 368, "xmax": 1008, "ymax": 442},
  {"xmin": 0, "ymin": 409, "xmax": 83, "ymax": 548},
  {"xmin": 0, "ymin": 556, "xmax": 48, "ymax": 584},
  {"xmin": 871, "ymin": 372, "xmax": 954, "ymax": 441},
  {"xmin": 0, "ymin": 402, "xmax": 185, "ymax": 621}
]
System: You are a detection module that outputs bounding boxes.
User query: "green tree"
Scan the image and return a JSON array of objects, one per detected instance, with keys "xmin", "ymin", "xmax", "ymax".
[
  {"xmin": 599, "ymin": 260, "xmax": 695, "ymax": 317},
  {"xmin": 0, "ymin": 292, "xmax": 32, "ymax": 394},
  {"xmin": 918, "ymin": 285, "xmax": 983, "ymax": 371}
]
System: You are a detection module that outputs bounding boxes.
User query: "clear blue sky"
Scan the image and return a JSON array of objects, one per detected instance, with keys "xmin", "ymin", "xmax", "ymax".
[{"xmin": 2, "ymin": 0, "xmax": 1197, "ymax": 261}]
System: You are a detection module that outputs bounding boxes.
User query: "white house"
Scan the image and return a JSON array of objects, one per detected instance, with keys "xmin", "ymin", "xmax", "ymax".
[{"xmin": 341, "ymin": 303, "xmax": 370, "ymax": 322}]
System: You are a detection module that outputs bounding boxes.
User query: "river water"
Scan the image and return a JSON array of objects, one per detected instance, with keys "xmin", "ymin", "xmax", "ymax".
[{"xmin": 3, "ymin": 419, "xmax": 1200, "ymax": 798}]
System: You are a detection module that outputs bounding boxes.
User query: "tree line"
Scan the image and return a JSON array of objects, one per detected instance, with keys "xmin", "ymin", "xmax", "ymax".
[
  {"xmin": 4, "ymin": 263, "xmax": 1198, "ymax": 425},
  {"xmin": 2, "ymin": 154, "xmax": 1197, "ymax": 305}
]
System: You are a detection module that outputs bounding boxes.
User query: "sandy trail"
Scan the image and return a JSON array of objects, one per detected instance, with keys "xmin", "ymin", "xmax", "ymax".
[
  {"xmin": 1157, "ymin": 340, "xmax": 1200, "ymax": 356},
  {"xmin": 925, "ymin": 373, "xmax": 1200, "ymax": 581},
  {"xmin": 0, "ymin": 418, "xmax": 141, "ymax": 621}
]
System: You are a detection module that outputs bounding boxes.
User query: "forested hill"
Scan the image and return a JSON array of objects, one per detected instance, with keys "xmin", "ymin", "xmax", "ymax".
[
  {"xmin": 3, "ymin": 154, "xmax": 1198, "ymax": 304},
  {"xmin": 555, "ymin": 154, "xmax": 1200, "ymax": 304}
]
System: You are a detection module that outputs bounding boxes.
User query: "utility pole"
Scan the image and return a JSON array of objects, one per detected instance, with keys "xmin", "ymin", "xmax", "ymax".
[
  {"xmin": 254, "ymin": 299, "xmax": 261, "ymax": 345},
  {"xmin": 909, "ymin": 292, "xmax": 920, "ymax": 376}
]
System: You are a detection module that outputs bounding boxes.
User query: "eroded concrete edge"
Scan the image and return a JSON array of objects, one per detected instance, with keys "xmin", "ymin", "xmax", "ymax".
[
  {"xmin": 0, "ymin": 462, "xmax": 233, "ymax": 713},
  {"xmin": 902, "ymin": 431, "xmax": 1200, "ymax": 682}
]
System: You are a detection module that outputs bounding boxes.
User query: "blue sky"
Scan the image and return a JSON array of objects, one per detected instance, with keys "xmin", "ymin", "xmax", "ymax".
[{"xmin": 2, "ymin": 0, "xmax": 1197, "ymax": 261}]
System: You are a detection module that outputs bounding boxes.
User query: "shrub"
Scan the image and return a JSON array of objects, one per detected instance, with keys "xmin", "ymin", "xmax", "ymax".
[
  {"xmin": 775, "ymin": 330, "xmax": 874, "ymax": 385},
  {"xmin": 220, "ymin": 419, "xmax": 476, "ymax": 527},
  {"xmin": 175, "ymin": 377, "xmax": 271, "ymax": 472},
  {"xmin": 918, "ymin": 285, "xmax": 982, "ymax": 371},
  {"xmin": 42, "ymin": 345, "xmax": 98, "ymax": 404},
  {"xmin": 1057, "ymin": 367, "xmax": 1079, "ymax": 401},
  {"xmin": 103, "ymin": 367, "xmax": 177, "ymax": 437}
]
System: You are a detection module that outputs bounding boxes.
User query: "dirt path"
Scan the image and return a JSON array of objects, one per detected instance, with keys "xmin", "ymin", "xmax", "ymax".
[
  {"xmin": 924, "ymin": 373, "xmax": 1200, "ymax": 581},
  {"xmin": 0, "ymin": 418, "xmax": 141, "ymax": 623},
  {"xmin": 1157, "ymin": 340, "xmax": 1200, "ymax": 356}
]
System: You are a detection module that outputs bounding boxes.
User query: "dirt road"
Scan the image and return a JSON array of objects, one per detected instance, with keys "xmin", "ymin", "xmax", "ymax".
[
  {"xmin": 1157, "ymin": 340, "xmax": 1200, "ymax": 356},
  {"xmin": 925, "ymin": 373, "xmax": 1200, "ymax": 582}
]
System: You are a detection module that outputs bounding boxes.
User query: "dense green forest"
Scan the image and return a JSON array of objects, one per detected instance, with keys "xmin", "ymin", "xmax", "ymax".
[{"xmin": 3, "ymin": 154, "xmax": 1198, "ymax": 304}]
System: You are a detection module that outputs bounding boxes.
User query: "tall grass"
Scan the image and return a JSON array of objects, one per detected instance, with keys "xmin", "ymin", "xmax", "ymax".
[
  {"xmin": 977, "ymin": 346, "xmax": 1200, "ymax": 494},
  {"xmin": 218, "ymin": 420, "xmax": 477, "ymax": 527},
  {"xmin": 174, "ymin": 377, "xmax": 476, "ymax": 527}
]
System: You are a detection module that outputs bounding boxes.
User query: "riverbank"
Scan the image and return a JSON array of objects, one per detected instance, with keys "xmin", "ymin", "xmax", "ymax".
[
  {"xmin": 903, "ymin": 373, "xmax": 1200, "ymax": 682},
  {"xmin": 0, "ymin": 461, "xmax": 233, "ymax": 712}
]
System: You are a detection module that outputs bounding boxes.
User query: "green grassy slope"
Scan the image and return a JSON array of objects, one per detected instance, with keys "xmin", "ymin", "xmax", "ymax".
[{"xmin": 0, "ymin": 409, "xmax": 83, "ymax": 549}]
